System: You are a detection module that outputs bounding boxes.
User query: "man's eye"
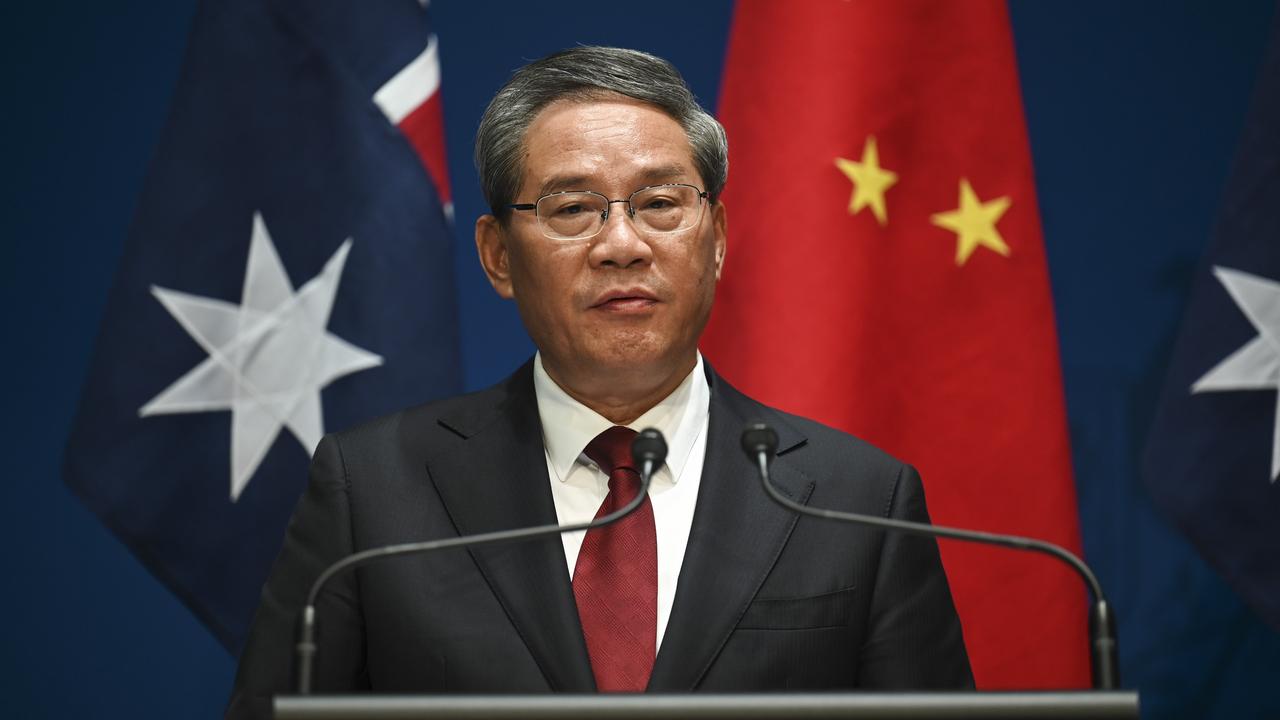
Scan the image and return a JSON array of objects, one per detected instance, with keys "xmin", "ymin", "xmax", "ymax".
[
  {"xmin": 553, "ymin": 203, "xmax": 588, "ymax": 216},
  {"xmin": 638, "ymin": 194, "xmax": 687, "ymax": 212}
]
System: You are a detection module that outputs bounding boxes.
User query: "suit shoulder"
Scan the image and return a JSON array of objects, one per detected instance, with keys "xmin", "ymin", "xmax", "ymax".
[
  {"xmin": 711, "ymin": 371, "xmax": 916, "ymax": 516},
  {"xmin": 774, "ymin": 407, "xmax": 910, "ymax": 475},
  {"xmin": 713, "ymin": 370, "xmax": 909, "ymax": 477},
  {"xmin": 325, "ymin": 364, "xmax": 528, "ymax": 454}
]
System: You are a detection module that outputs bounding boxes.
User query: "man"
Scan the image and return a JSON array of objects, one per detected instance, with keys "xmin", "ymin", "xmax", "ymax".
[{"xmin": 227, "ymin": 46, "xmax": 971, "ymax": 717}]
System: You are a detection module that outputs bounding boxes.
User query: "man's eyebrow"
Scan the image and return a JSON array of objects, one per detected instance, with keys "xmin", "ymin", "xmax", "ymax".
[
  {"xmin": 636, "ymin": 165, "xmax": 692, "ymax": 184},
  {"xmin": 537, "ymin": 175, "xmax": 591, "ymax": 197},
  {"xmin": 535, "ymin": 165, "xmax": 696, "ymax": 198}
]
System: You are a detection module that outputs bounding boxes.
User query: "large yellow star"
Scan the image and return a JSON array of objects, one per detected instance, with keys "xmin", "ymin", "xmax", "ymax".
[
  {"xmin": 930, "ymin": 178, "xmax": 1012, "ymax": 266},
  {"xmin": 835, "ymin": 136, "xmax": 898, "ymax": 226}
]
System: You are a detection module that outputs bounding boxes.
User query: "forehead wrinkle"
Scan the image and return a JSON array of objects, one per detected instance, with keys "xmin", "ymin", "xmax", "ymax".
[
  {"xmin": 580, "ymin": 116, "xmax": 636, "ymax": 142},
  {"xmin": 519, "ymin": 98, "xmax": 699, "ymax": 201},
  {"xmin": 536, "ymin": 164, "xmax": 695, "ymax": 198}
]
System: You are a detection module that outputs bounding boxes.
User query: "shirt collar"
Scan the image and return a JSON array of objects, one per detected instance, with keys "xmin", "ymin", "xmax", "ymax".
[{"xmin": 533, "ymin": 352, "xmax": 709, "ymax": 484}]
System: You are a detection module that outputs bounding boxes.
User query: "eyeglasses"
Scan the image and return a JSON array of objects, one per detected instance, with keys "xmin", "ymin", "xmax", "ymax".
[{"xmin": 507, "ymin": 183, "xmax": 709, "ymax": 242}]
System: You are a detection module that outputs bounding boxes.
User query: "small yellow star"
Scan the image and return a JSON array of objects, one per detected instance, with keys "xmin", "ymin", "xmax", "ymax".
[
  {"xmin": 835, "ymin": 136, "xmax": 898, "ymax": 226},
  {"xmin": 930, "ymin": 178, "xmax": 1012, "ymax": 266}
]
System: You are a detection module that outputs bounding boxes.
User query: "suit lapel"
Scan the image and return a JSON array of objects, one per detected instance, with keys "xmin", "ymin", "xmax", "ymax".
[
  {"xmin": 647, "ymin": 369, "xmax": 812, "ymax": 691},
  {"xmin": 426, "ymin": 362, "xmax": 595, "ymax": 691}
]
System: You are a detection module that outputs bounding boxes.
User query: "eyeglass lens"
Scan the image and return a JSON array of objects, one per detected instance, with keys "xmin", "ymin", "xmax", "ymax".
[{"xmin": 537, "ymin": 185, "xmax": 702, "ymax": 240}]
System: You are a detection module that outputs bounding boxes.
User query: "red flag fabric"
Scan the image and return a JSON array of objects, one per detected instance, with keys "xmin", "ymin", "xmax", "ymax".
[{"xmin": 703, "ymin": 0, "xmax": 1089, "ymax": 688}]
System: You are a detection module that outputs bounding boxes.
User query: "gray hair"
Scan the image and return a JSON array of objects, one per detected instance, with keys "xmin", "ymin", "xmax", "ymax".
[{"xmin": 474, "ymin": 46, "xmax": 729, "ymax": 219}]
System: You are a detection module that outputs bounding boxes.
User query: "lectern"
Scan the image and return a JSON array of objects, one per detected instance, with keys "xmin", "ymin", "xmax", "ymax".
[{"xmin": 274, "ymin": 691, "xmax": 1139, "ymax": 719}]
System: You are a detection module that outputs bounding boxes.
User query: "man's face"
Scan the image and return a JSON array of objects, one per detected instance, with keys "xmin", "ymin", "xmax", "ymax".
[{"xmin": 476, "ymin": 96, "xmax": 727, "ymax": 400}]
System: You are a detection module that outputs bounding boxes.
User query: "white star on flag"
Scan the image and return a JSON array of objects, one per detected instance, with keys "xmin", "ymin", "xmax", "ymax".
[
  {"xmin": 140, "ymin": 212, "xmax": 383, "ymax": 500},
  {"xmin": 1191, "ymin": 265, "xmax": 1280, "ymax": 482}
]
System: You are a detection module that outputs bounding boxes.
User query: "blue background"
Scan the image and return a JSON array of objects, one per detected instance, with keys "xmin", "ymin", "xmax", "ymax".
[{"xmin": 3, "ymin": 1, "xmax": 1278, "ymax": 717}]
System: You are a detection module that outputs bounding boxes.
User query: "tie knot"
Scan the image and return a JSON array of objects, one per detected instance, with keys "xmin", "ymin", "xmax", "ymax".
[{"xmin": 584, "ymin": 425, "xmax": 638, "ymax": 477}]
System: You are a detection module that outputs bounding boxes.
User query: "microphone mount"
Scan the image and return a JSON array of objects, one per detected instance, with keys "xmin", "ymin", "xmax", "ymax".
[
  {"xmin": 293, "ymin": 427, "xmax": 668, "ymax": 695},
  {"xmin": 741, "ymin": 422, "xmax": 1119, "ymax": 690}
]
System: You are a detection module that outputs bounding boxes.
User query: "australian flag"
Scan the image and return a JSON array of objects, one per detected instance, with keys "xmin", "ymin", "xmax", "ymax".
[
  {"xmin": 63, "ymin": 0, "xmax": 461, "ymax": 652},
  {"xmin": 1144, "ymin": 15, "xmax": 1280, "ymax": 631}
]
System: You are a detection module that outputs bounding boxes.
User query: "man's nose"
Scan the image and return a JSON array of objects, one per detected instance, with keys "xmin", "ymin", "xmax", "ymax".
[{"xmin": 589, "ymin": 201, "xmax": 653, "ymax": 268}]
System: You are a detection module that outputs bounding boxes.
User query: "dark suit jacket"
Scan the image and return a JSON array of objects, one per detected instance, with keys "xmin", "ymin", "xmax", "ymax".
[{"xmin": 226, "ymin": 361, "xmax": 972, "ymax": 717}]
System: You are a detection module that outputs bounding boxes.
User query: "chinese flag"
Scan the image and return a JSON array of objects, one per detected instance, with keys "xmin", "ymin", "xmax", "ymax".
[{"xmin": 702, "ymin": 0, "xmax": 1089, "ymax": 688}]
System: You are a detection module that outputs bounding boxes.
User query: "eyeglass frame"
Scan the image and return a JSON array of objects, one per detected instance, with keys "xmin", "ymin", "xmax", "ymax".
[{"xmin": 505, "ymin": 183, "xmax": 711, "ymax": 241}]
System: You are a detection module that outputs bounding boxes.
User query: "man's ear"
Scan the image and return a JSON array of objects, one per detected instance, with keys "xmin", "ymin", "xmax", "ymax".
[
  {"xmin": 712, "ymin": 200, "xmax": 727, "ymax": 280},
  {"xmin": 475, "ymin": 214, "xmax": 515, "ymax": 299}
]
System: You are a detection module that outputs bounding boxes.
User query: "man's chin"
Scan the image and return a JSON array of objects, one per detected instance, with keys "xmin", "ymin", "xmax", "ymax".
[
  {"xmin": 586, "ymin": 344, "xmax": 697, "ymax": 385},
  {"xmin": 548, "ymin": 337, "xmax": 677, "ymax": 377},
  {"xmin": 582, "ymin": 351, "xmax": 664, "ymax": 378}
]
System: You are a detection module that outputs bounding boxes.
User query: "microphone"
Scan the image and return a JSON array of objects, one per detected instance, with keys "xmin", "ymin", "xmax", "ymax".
[
  {"xmin": 740, "ymin": 423, "xmax": 1119, "ymax": 690},
  {"xmin": 294, "ymin": 427, "xmax": 668, "ymax": 695}
]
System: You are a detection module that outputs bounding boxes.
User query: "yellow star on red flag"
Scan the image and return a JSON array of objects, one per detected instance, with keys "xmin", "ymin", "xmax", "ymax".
[
  {"xmin": 931, "ymin": 178, "xmax": 1012, "ymax": 266},
  {"xmin": 835, "ymin": 136, "xmax": 898, "ymax": 226}
]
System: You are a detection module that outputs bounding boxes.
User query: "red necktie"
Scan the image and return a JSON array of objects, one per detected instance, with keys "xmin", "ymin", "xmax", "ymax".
[{"xmin": 572, "ymin": 425, "xmax": 658, "ymax": 692}]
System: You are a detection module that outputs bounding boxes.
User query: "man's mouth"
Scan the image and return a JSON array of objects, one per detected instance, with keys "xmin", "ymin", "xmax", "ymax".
[{"xmin": 591, "ymin": 289, "xmax": 660, "ymax": 312}]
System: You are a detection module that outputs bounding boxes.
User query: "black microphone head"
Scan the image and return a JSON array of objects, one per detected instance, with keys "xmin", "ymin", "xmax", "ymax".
[
  {"xmin": 632, "ymin": 428, "xmax": 668, "ymax": 468},
  {"xmin": 741, "ymin": 422, "xmax": 779, "ymax": 459}
]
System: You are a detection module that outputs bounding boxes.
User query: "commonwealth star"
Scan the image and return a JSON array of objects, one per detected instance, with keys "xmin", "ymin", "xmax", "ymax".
[
  {"xmin": 140, "ymin": 212, "xmax": 383, "ymax": 500},
  {"xmin": 1192, "ymin": 265, "xmax": 1280, "ymax": 482}
]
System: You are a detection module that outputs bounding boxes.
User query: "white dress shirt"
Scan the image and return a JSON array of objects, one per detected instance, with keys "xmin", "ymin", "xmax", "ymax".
[{"xmin": 533, "ymin": 351, "xmax": 710, "ymax": 651}]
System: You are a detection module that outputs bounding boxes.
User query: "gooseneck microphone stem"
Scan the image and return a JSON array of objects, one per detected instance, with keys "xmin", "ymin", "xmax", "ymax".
[
  {"xmin": 750, "ymin": 452, "xmax": 1107, "ymax": 599},
  {"xmin": 742, "ymin": 424, "xmax": 1119, "ymax": 691},
  {"xmin": 294, "ymin": 428, "xmax": 668, "ymax": 696}
]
